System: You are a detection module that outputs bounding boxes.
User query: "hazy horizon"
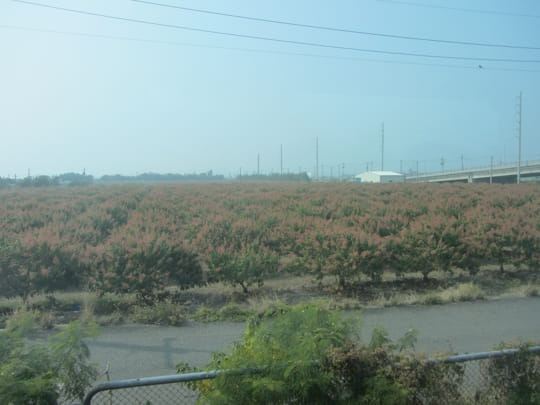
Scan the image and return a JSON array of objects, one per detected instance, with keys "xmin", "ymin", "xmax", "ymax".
[{"xmin": 2, "ymin": 0, "xmax": 540, "ymax": 178}]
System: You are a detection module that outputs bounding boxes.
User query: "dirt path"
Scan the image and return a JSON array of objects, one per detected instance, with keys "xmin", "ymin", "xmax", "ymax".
[{"xmin": 87, "ymin": 296, "xmax": 540, "ymax": 382}]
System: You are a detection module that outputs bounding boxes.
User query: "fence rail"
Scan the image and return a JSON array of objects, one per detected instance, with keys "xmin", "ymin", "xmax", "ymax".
[{"xmin": 83, "ymin": 346, "xmax": 540, "ymax": 405}]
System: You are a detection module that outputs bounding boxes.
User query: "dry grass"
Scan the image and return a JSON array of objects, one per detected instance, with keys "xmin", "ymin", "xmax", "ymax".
[
  {"xmin": 369, "ymin": 292, "xmax": 423, "ymax": 308},
  {"xmin": 523, "ymin": 284, "xmax": 540, "ymax": 297},
  {"xmin": 440, "ymin": 283, "xmax": 485, "ymax": 302},
  {"xmin": 421, "ymin": 283, "xmax": 484, "ymax": 305},
  {"xmin": 365, "ymin": 283, "xmax": 486, "ymax": 307},
  {"xmin": 501, "ymin": 283, "xmax": 540, "ymax": 298},
  {"xmin": 247, "ymin": 295, "xmax": 285, "ymax": 316},
  {"xmin": 0, "ymin": 265, "xmax": 537, "ymax": 328}
]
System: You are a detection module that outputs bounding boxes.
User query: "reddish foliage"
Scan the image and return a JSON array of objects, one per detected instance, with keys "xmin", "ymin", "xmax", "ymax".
[{"xmin": 0, "ymin": 182, "xmax": 538, "ymax": 298}]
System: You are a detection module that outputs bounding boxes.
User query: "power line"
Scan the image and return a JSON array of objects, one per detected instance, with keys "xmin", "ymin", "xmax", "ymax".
[
  {"xmin": 10, "ymin": 0, "xmax": 540, "ymax": 64},
  {"xmin": 378, "ymin": 0, "xmax": 540, "ymax": 19},
  {"xmin": 130, "ymin": 0, "xmax": 540, "ymax": 51},
  {"xmin": 2, "ymin": 24, "xmax": 539, "ymax": 73}
]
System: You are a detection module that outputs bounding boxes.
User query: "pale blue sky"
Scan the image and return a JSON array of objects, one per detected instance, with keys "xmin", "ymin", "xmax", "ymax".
[{"xmin": 1, "ymin": 0, "xmax": 539, "ymax": 178}]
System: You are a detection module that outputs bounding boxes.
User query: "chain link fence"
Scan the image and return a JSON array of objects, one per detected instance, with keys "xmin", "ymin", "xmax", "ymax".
[
  {"xmin": 82, "ymin": 372, "xmax": 215, "ymax": 405},
  {"xmin": 83, "ymin": 346, "xmax": 539, "ymax": 405}
]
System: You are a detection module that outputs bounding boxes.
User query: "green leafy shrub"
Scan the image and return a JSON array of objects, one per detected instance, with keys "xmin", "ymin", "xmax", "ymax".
[
  {"xmin": 194, "ymin": 303, "xmax": 357, "ymax": 404},
  {"xmin": 0, "ymin": 310, "xmax": 99, "ymax": 404},
  {"xmin": 208, "ymin": 244, "xmax": 279, "ymax": 294},
  {"xmin": 183, "ymin": 303, "xmax": 471, "ymax": 404},
  {"xmin": 91, "ymin": 239, "xmax": 203, "ymax": 303},
  {"xmin": 0, "ymin": 240, "xmax": 85, "ymax": 302}
]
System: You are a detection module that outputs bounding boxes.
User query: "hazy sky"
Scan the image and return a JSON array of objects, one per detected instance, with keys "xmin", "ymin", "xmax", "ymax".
[{"xmin": 1, "ymin": 0, "xmax": 539, "ymax": 178}]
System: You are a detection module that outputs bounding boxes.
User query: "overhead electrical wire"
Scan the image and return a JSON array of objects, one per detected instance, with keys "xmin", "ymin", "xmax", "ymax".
[
  {"xmin": 10, "ymin": 0, "xmax": 540, "ymax": 64},
  {"xmin": 5, "ymin": 24, "xmax": 540, "ymax": 73},
  {"xmin": 3, "ymin": 24, "xmax": 539, "ymax": 74},
  {"xmin": 129, "ymin": 0, "xmax": 540, "ymax": 51},
  {"xmin": 0, "ymin": 24, "xmax": 470, "ymax": 69},
  {"xmin": 377, "ymin": 0, "xmax": 540, "ymax": 19}
]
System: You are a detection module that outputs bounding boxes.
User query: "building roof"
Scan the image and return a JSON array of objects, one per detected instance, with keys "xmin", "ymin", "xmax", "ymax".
[{"xmin": 355, "ymin": 171, "xmax": 404, "ymax": 177}]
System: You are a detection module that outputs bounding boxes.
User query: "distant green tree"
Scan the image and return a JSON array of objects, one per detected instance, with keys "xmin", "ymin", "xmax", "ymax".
[
  {"xmin": 208, "ymin": 243, "xmax": 279, "ymax": 293},
  {"xmin": 0, "ymin": 240, "xmax": 85, "ymax": 301},
  {"xmin": 91, "ymin": 239, "xmax": 203, "ymax": 303}
]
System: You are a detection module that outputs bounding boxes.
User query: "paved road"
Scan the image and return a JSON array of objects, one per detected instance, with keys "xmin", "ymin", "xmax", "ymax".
[{"xmin": 87, "ymin": 296, "xmax": 540, "ymax": 382}]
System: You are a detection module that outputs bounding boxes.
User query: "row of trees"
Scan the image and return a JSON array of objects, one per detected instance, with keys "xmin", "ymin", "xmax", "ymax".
[
  {"xmin": 0, "ymin": 182, "xmax": 538, "ymax": 301},
  {"xmin": 0, "ymin": 170, "xmax": 227, "ymax": 190}
]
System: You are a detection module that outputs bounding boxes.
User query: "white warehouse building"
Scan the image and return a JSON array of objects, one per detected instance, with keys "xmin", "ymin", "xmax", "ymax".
[{"xmin": 354, "ymin": 171, "xmax": 405, "ymax": 183}]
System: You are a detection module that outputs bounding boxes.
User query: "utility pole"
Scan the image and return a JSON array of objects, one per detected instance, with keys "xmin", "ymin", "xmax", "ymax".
[
  {"xmin": 257, "ymin": 154, "xmax": 260, "ymax": 176},
  {"xmin": 490, "ymin": 156, "xmax": 493, "ymax": 184},
  {"xmin": 315, "ymin": 137, "xmax": 319, "ymax": 180},
  {"xmin": 517, "ymin": 91, "xmax": 522, "ymax": 184},
  {"xmin": 381, "ymin": 122, "xmax": 385, "ymax": 171},
  {"xmin": 280, "ymin": 144, "xmax": 283, "ymax": 176},
  {"xmin": 342, "ymin": 162, "xmax": 345, "ymax": 181},
  {"xmin": 400, "ymin": 160, "xmax": 403, "ymax": 173},
  {"xmin": 416, "ymin": 160, "xmax": 419, "ymax": 182},
  {"xmin": 461, "ymin": 155, "xmax": 464, "ymax": 171}
]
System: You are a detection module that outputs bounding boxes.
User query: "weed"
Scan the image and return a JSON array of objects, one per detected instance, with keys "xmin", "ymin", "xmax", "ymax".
[
  {"xmin": 191, "ymin": 304, "xmax": 254, "ymax": 322},
  {"xmin": 441, "ymin": 283, "xmax": 485, "ymax": 302},
  {"xmin": 93, "ymin": 294, "xmax": 135, "ymax": 315},
  {"xmin": 523, "ymin": 284, "xmax": 539, "ymax": 297},
  {"xmin": 131, "ymin": 301, "xmax": 185, "ymax": 326},
  {"xmin": 423, "ymin": 292, "xmax": 445, "ymax": 305},
  {"xmin": 94, "ymin": 312, "xmax": 124, "ymax": 326},
  {"xmin": 38, "ymin": 311, "xmax": 55, "ymax": 329},
  {"xmin": 218, "ymin": 303, "xmax": 254, "ymax": 322},
  {"xmin": 191, "ymin": 306, "xmax": 219, "ymax": 322}
]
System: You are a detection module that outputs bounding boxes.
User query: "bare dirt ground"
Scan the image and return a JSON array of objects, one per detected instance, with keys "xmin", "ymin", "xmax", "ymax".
[{"xmin": 87, "ymin": 296, "xmax": 540, "ymax": 382}]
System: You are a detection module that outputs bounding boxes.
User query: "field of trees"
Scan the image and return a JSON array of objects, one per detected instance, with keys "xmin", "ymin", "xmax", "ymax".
[{"xmin": 0, "ymin": 182, "xmax": 538, "ymax": 303}]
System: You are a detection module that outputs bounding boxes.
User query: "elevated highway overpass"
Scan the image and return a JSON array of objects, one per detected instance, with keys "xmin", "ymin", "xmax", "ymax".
[{"xmin": 405, "ymin": 160, "xmax": 540, "ymax": 183}]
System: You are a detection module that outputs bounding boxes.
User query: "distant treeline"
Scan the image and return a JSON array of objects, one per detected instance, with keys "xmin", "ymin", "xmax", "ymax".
[
  {"xmin": 0, "ymin": 173, "xmax": 93, "ymax": 189},
  {"xmin": 0, "ymin": 171, "xmax": 315, "ymax": 189},
  {"xmin": 236, "ymin": 172, "xmax": 311, "ymax": 182},
  {"xmin": 100, "ymin": 172, "xmax": 224, "ymax": 183},
  {"xmin": 0, "ymin": 171, "xmax": 226, "ymax": 188}
]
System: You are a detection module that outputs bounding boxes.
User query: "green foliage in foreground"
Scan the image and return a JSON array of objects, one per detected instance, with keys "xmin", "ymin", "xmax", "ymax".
[
  {"xmin": 179, "ymin": 303, "xmax": 539, "ymax": 405},
  {"xmin": 0, "ymin": 310, "xmax": 99, "ymax": 404},
  {"xmin": 487, "ymin": 341, "xmax": 540, "ymax": 405},
  {"xmin": 180, "ymin": 303, "xmax": 418, "ymax": 404}
]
